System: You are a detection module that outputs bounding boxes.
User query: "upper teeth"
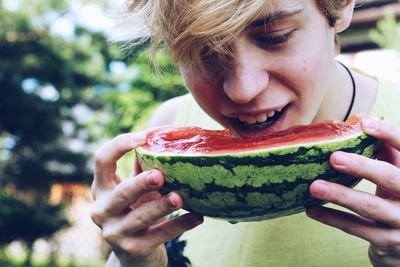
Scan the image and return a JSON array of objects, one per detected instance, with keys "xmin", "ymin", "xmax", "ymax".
[{"xmin": 238, "ymin": 109, "xmax": 282, "ymax": 124}]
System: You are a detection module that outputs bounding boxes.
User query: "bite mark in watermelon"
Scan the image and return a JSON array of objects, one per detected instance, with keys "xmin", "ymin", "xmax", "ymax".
[{"xmin": 136, "ymin": 115, "xmax": 380, "ymax": 222}]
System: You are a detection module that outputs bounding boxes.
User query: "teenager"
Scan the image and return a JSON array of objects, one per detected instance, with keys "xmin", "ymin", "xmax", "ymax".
[{"xmin": 91, "ymin": 1, "xmax": 400, "ymax": 266}]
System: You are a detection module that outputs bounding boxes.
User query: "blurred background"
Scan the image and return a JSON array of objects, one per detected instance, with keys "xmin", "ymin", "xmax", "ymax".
[{"xmin": 0, "ymin": 0, "xmax": 399, "ymax": 266}]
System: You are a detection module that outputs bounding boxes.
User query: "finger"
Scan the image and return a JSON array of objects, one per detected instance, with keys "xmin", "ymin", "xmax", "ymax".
[
  {"xmin": 91, "ymin": 170, "xmax": 164, "ymax": 226},
  {"xmin": 376, "ymin": 186, "xmax": 400, "ymax": 200},
  {"xmin": 143, "ymin": 213, "xmax": 204, "ymax": 248},
  {"xmin": 107, "ymin": 170, "xmax": 164, "ymax": 215},
  {"xmin": 94, "ymin": 132, "xmax": 147, "ymax": 191},
  {"xmin": 309, "ymin": 180, "xmax": 400, "ymax": 228},
  {"xmin": 369, "ymin": 245, "xmax": 400, "ymax": 267},
  {"xmin": 132, "ymin": 157, "xmax": 143, "ymax": 176},
  {"xmin": 330, "ymin": 151, "xmax": 400, "ymax": 196},
  {"xmin": 362, "ymin": 118, "xmax": 400, "ymax": 151},
  {"xmin": 109, "ymin": 213, "xmax": 203, "ymax": 257},
  {"xmin": 306, "ymin": 206, "xmax": 394, "ymax": 248},
  {"xmin": 377, "ymin": 142, "xmax": 400, "ymax": 168},
  {"xmin": 115, "ymin": 192, "xmax": 184, "ymax": 235}
]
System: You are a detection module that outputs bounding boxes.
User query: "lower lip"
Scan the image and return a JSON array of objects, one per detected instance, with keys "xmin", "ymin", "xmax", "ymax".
[{"xmin": 229, "ymin": 106, "xmax": 289, "ymax": 138}]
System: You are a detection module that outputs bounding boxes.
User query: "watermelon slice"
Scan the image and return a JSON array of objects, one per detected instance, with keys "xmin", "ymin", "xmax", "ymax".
[{"xmin": 136, "ymin": 116, "xmax": 380, "ymax": 222}]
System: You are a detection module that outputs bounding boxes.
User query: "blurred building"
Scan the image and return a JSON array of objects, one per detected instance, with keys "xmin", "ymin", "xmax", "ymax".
[
  {"xmin": 337, "ymin": 0, "xmax": 400, "ymax": 83},
  {"xmin": 48, "ymin": 184, "xmax": 106, "ymax": 266}
]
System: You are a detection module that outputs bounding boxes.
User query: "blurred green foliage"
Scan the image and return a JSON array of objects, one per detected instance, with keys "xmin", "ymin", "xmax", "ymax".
[
  {"xmin": 0, "ymin": 256, "xmax": 88, "ymax": 267},
  {"xmin": 0, "ymin": 0, "xmax": 186, "ymax": 264},
  {"xmin": 0, "ymin": 0, "xmax": 118, "ymax": 264},
  {"xmin": 96, "ymin": 48, "xmax": 187, "ymax": 136},
  {"xmin": 93, "ymin": 47, "xmax": 187, "ymax": 179},
  {"xmin": 370, "ymin": 13, "xmax": 400, "ymax": 50}
]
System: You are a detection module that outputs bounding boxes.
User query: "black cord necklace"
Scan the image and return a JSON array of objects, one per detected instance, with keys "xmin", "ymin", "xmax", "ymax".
[{"xmin": 338, "ymin": 61, "xmax": 356, "ymax": 121}]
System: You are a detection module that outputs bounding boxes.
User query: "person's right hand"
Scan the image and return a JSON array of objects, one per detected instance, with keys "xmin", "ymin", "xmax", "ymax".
[{"xmin": 90, "ymin": 132, "xmax": 204, "ymax": 267}]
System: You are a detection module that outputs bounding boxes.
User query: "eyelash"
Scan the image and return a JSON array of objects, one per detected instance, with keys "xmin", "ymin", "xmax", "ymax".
[{"xmin": 254, "ymin": 30, "xmax": 296, "ymax": 47}]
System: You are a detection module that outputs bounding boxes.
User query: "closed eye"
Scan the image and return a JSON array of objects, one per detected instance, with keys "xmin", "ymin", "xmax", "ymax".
[{"xmin": 253, "ymin": 30, "xmax": 296, "ymax": 47}]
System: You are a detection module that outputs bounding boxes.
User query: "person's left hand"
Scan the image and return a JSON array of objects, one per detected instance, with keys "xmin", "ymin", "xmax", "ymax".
[{"xmin": 307, "ymin": 117, "xmax": 400, "ymax": 266}]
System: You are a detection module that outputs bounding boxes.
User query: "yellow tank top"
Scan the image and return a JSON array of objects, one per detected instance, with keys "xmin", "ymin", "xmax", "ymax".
[{"xmin": 174, "ymin": 78, "xmax": 400, "ymax": 267}]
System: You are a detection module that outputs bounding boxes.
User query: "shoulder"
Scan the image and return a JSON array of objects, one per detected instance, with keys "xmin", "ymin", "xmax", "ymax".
[
  {"xmin": 371, "ymin": 77, "xmax": 400, "ymax": 127},
  {"xmin": 147, "ymin": 95, "xmax": 189, "ymax": 128}
]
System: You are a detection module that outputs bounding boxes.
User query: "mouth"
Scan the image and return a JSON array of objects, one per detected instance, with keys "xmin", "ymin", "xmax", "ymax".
[{"xmin": 228, "ymin": 105, "xmax": 289, "ymax": 138}]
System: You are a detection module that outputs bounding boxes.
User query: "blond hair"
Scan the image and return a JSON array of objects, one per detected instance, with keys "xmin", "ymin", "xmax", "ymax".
[{"xmin": 124, "ymin": 0, "xmax": 349, "ymax": 70}]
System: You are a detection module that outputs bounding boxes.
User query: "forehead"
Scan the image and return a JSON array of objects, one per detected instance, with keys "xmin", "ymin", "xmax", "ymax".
[
  {"xmin": 167, "ymin": 0, "xmax": 318, "ymax": 70},
  {"xmin": 257, "ymin": 0, "xmax": 311, "ymax": 17},
  {"xmin": 249, "ymin": 0, "xmax": 318, "ymax": 27}
]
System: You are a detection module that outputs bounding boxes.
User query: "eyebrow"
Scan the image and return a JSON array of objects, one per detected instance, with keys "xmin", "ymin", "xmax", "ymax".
[{"xmin": 248, "ymin": 9, "xmax": 304, "ymax": 28}]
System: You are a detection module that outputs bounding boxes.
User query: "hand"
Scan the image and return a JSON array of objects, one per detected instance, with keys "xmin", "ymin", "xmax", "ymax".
[
  {"xmin": 90, "ymin": 132, "xmax": 204, "ymax": 267},
  {"xmin": 307, "ymin": 117, "xmax": 400, "ymax": 267}
]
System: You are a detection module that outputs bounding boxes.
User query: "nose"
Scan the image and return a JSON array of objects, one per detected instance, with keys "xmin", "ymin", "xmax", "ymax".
[{"xmin": 223, "ymin": 41, "xmax": 269, "ymax": 104}]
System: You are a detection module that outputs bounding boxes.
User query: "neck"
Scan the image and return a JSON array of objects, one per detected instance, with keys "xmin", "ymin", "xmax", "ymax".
[
  {"xmin": 338, "ymin": 61, "xmax": 356, "ymax": 121},
  {"xmin": 314, "ymin": 61, "xmax": 355, "ymax": 122}
]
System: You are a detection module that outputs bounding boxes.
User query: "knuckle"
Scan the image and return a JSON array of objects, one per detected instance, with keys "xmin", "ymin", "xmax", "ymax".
[
  {"xmin": 90, "ymin": 206, "xmax": 105, "ymax": 226},
  {"xmin": 353, "ymin": 156, "xmax": 367, "ymax": 174},
  {"xmin": 111, "ymin": 133, "xmax": 131, "ymax": 149},
  {"xmin": 94, "ymin": 148, "xmax": 108, "ymax": 167},
  {"xmin": 114, "ymin": 186, "xmax": 133, "ymax": 204},
  {"xmin": 121, "ymin": 241, "xmax": 148, "ymax": 257},
  {"xmin": 331, "ymin": 186, "xmax": 349, "ymax": 205},
  {"xmin": 90, "ymin": 183, "xmax": 98, "ymax": 199},
  {"xmin": 109, "ymin": 135, "xmax": 121, "ymax": 148},
  {"xmin": 382, "ymin": 232, "xmax": 400, "ymax": 250},
  {"xmin": 133, "ymin": 214, "xmax": 150, "ymax": 229},
  {"xmin": 102, "ymin": 226, "xmax": 120, "ymax": 245},
  {"xmin": 382, "ymin": 163, "xmax": 399, "ymax": 185},
  {"xmin": 381, "ymin": 120, "xmax": 395, "ymax": 135},
  {"xmin": 94, "ymin": 134, "xmax": 130, "ymax": 167},
  {"xmin": 360, "ymin": 199, "xmax": 380, "ymax": 218},
  {"xmin": 136, "ymin": 171, "xmax": 152, "ymax": 190}
]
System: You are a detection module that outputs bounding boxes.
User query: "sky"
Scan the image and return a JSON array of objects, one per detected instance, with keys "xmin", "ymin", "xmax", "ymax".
[
  {"xmin": 51, "ymin": 4, "xmax": 116, "ymax": 39},
  {"xmin": 3, "ymin": 0, "xmax": 123, "ymax": 38}
]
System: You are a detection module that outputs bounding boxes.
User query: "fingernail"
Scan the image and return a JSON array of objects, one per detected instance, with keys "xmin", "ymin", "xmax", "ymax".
[
  {"xmin": 333, "ymin": 152, "xmax": 349, "ymax": 166},
  {"xmin": 147, "ymin": 171, "xmax": 160, "ymax": 187},
  {"xmin": 313, "ymin": 180, "xmax": 330, "ymax": 198},
  {"xmin": 362, "ymin": 118, "xmax": 377, "ymax": 132},
  {"xmin": 167, "ymin": 193, "xmax": 179, "ymax": 209}
]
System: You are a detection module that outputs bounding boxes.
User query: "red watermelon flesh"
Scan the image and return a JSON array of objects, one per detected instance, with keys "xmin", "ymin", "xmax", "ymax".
[{"xmin": 143, "ymin": 115, "xmax": 363, "ymax": 155}]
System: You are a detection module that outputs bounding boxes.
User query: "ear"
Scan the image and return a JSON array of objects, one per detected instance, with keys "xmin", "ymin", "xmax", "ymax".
[{"xmin": 334, "ymin": 0, "xmax": 355, "ymax": 33}]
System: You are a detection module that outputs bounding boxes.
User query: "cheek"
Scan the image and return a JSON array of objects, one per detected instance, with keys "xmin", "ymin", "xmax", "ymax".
[
  {"xmin": 302, "ymin": 59, "xmax": 325, "ymax": 89},
  {"xmin": 183, "ymin": 73, "xmax": 222, "ymax": 112},
  {"xmin": 183, "ymin": 72, "xmax": 206, "ymax": 98},
  {"xmin": 186, "ymin": 79, "xmax": 215, "ymax": 101},
  {"xmin": 280, "ymin": 55, "xmax": 328, "ymax": 118},
  {"xmin": 298, "ymin": 59, "xmax": 326, "ymax": 103},
  {"xmin": 281, "ymin": 56, "xmax": 321, "ymax": 96}
]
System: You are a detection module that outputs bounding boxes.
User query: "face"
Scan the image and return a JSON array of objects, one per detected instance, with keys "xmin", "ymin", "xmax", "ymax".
[{"xmin": 181, "ymin": 0, "xmax": 340, "ymax": 138}]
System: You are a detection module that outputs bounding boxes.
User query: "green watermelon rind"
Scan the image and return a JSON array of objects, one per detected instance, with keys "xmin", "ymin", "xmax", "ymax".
[{"xmin": 136, "ymin": 132, "xmax": 379, "ymax": 222}]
